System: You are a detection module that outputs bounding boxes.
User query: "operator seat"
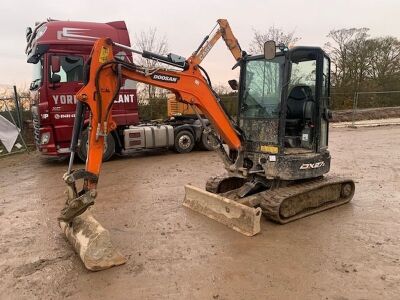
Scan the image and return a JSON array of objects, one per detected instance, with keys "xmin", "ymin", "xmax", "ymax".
[
  {"xmin": 286, "ymin": 85, "xmax": 315, "ymax": 126},
  {"xmin": 285, "ymin": 85, "xmax": 315, "ymax": 145}
]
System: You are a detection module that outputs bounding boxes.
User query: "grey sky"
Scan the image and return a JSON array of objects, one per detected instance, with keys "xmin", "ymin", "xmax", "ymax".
[{"xmin": 0, "ymin": 0, "xmax": 399, "ymax": 90}]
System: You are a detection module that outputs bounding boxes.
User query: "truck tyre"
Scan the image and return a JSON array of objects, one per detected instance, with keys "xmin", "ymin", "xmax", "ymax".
[
  {"xmin": 174, "ymin": 130, "xmax": 195, "ymax": 153},
  {"xmin": 77, "ymin": 130, "xmax": 115, "ymax": 162},
  {"xmin": 199, "ymin": 131, "xmax": 215, "ymax": 151}
]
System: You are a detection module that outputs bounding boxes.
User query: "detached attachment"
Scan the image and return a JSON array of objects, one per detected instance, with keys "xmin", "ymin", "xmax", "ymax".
[
  {"xmin": 59, "ymin": 212, "xmax": 127, "ymax": 271},
  {"xmin": 183, "ymin": 185, "xmax": 262, "ymax": 236}
]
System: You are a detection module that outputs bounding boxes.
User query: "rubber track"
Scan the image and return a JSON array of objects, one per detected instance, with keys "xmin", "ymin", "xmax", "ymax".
[
  {"xmin": 205, "ymin": 174, "xmax": 245, "ymax": 194},
  {"xmin": 259, "ymin": 176, "xmax": 355, "ymax": 224}
]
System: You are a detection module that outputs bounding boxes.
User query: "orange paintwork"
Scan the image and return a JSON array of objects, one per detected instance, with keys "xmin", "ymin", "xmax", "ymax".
[
  {"xmin": 167, "ymin": 19, "xmax": 242, "ymax": 118},
  {"xmin": 190, "ymin": 19, "xmax": 242, "ymax": 65},
  {"xmin": 76, "ymin": 19, "xmax": 243, "ymax": 188},
  {"xmin": 75, "ymin": 38, "xmax": 118, "ymax": 188}
]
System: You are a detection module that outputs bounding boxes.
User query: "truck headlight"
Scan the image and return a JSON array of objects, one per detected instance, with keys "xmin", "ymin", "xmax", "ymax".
[{"xmin": 40, "ymin": 132, "xmax": 50, "ymax": 145}]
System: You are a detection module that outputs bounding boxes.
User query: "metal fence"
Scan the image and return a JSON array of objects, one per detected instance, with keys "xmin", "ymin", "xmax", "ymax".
[
  {"xmin": 0, "ymin": 97, "xmax": 32, "ymax": 129},
  {"xmin": 212, "ymin": 92, "xmax": 400, "ymax": 125},
  {"xmin": 0, "ymin": 86, "xmax": 32, "ymax": 156},
  {"xmin": 1, "ymin": 85, "xmax": 399, "ymax": 155},
  {"xmin": 350, "ymin": 91, "xmax": 400, "ymax": 126},
  {"xmin": 329, "ymin": 90, "xmax": 400, "ymax": 126}
]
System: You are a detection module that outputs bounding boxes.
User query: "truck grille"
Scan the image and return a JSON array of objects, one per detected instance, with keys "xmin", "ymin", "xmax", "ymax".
[{"xmin": 31, "ymin": 107, "xmax": 40, "ymax": 148}]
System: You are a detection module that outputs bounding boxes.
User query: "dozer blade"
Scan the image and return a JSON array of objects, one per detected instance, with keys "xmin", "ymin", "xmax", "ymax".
[
  {"xmin": 59, "ymin": 211, "xmax": 127, "ymax": 271},
  {"xmin": 183, "ymin": 185, "xmax": 262, "ymax": 236}
]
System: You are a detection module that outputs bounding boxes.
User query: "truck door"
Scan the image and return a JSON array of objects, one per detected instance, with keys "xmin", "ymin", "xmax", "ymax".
[{"xmin": 48, "ymin": 54, "xmax": 84, "ymax": 149}]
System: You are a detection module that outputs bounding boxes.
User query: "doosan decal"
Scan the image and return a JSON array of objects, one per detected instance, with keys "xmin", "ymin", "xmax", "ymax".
[
  {"xmin": 299, "ymin": 161, "xmax": 326, "ymax": 170},
  {"xmin": 151, "ymin": 73, "xmax": 180, "ymax": 83},
  {"xmin": 198, "ymin": 42, "xmax": 213, "ymax": 61},
  {"xmin": 52, "ymin": 94, "xmax": 136, "ymax": 105}
]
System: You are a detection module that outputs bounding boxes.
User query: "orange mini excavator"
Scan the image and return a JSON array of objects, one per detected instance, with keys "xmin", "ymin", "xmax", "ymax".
[{"xmin": 59, "ymin": 19, "xmax": 355, "ymax": 270}]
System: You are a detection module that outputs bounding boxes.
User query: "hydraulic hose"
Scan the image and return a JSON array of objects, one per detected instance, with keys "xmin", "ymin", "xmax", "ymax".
[{"xmin": 68, "ymin": 101, "xmax": 86, "ymax": 173}]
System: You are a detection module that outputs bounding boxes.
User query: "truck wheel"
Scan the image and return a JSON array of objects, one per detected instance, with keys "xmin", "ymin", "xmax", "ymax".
[
  {"xmin": 77, "ymin": 130, "xmax": 115, "ymax": 162},
  {"xmin": 199, "ymin": 131, "xmax": 216, "ymax": 151},
  {"xmin": 174, "ymin": 130, "xmax": 195, "ymax": 153}
]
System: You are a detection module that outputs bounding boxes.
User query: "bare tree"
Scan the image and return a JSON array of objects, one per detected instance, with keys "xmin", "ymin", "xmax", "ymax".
[
  {"xmin": 133, "ymin": 28, "xmax": 169, "ymax": 101},
  {"xmin": 367, "ymin": 37, "xmax": 400, "ymax": 88},
  {"xmin": 325, "ymin": 28, "xmax": 400, "ymax": 109},
  {"xmin": 249, "ymin": 26, "xmax": 301, "ymax": 54},
  {"xmin": 325, "ymin": 28, "xmax": 370, "ymax": 90}
]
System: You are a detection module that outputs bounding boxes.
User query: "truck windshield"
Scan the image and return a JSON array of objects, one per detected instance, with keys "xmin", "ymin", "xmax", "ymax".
[
  {"xmin": 30, "ymin": 59, "xmax": 43, "ymax": 90},
  {"xmin": 241, "ymin": 56, "xmax": 284, "ymax": 118}
]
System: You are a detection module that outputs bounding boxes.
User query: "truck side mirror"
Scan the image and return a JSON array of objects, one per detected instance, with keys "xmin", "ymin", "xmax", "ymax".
[
  {"xmin": 26, "ymin": 27, "xmax": 32, "ymax": 42},
  {"xmin": 264, "ymin": 40, "xmax": 276, "ymax": 60},
  {"xmin": 228, "ymin": 79, "xmax": 238, "ymax": 91},
  {"xmin": 51, "ymin": 56, "xmax": 61, "ymax": 73},
  {"xmin": 50, "ymin": 73, "xmax": 61, "ymax": 84}
]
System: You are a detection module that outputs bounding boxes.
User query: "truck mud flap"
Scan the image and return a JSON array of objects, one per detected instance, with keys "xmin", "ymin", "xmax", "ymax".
[
  {"xmin": 59, "ymin": 212, "xmax": 127, "ymax": 271},
  {"xmin": 183, "ymin": 185, "xmax": 262, "ymax": 236}
]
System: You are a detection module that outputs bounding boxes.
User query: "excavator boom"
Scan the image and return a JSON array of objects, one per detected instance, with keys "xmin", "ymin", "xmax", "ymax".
[
  {"xmin": 60, "ymin": 19, "xmax": 246, "ymax": 205},
  {"xmin": 72, "ymin": 37, "xmax": 242, "ymax": 184}
]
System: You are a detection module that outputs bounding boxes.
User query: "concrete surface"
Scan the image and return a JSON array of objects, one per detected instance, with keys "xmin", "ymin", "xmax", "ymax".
[{"xmin": 0, "ymin": 126, "xmax": 399, "ymax": 299}]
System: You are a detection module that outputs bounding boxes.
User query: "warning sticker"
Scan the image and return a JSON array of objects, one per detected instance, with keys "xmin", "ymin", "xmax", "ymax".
[
  {"xmin": 260, "ymin": 145, "xmax": 279, "ymax": 154},
  {"xmin": 99, "ymin": 46, "xmax": 110, "ymax": 63}
]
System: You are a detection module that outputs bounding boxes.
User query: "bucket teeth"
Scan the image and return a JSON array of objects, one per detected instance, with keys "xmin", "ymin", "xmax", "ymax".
[{"xmin": 183, "ymin": 185, "xmax": 262, "ymax": 236}]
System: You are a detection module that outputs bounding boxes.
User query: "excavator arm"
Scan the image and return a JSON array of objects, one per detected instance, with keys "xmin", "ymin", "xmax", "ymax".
[
  {"xmin": 191, "ymin": 19, "xmax": 244, "ymax": 65},
  {"xmin": 81, "ymin": 38, "xmax": 241, "ymax": 175},
  {"xmin": 59, "ymin": 20, "xmax": 245, "ymax": 222}
]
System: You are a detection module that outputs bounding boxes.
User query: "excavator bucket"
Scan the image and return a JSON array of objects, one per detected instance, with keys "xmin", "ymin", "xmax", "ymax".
[
  {"xmin": 59, "ymin": 211, "xmax": 127, "ymax": 271},
  {"xmin": 183, "ymin": 185, "xmax": 262, "ymax": 236}
]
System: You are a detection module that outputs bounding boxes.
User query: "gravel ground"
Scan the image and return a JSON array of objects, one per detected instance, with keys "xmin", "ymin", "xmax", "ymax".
[{"xmin": 0, "ymin": 125, "xmax": 399, "ymax": 299}]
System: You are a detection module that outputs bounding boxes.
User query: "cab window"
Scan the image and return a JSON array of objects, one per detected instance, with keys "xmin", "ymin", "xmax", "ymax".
[
  {"xmin": 290, "ymin": 59, "xmax": 317, "ymax": 93},
  {"xmin": 50, "ymin": 55, "xmax": 83, "ymax": 83},
  {"xmin": 241, "ymin": 56, "xmax": 284, "ymax": 118}
]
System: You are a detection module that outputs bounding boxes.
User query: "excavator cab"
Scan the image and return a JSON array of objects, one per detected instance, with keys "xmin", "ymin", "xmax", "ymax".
[
  {"xmin": 237, "ymin": 46, "xmax": 332, "ymax": 181},
  {"xmin": 189, "ymin": 46, "xmax": 353, "ymax": 231}
]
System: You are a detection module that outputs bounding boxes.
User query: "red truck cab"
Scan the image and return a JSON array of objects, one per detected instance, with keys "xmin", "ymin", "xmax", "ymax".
[
  {"xmin": 26, "ymin": 19, "xmax": 138, "ymax": 158},
  {"xmin": 26, "ymin": 19, "xmax": 213, "ymax": 161}
]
